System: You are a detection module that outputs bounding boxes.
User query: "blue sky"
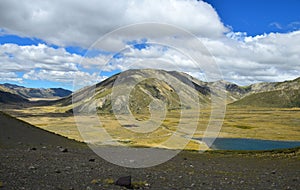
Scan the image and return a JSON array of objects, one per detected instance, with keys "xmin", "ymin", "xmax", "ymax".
[
  {"xmin": 0, "ymin": 0, "xmax": 300, "ymax": 90},
  {"xmin": 205, "ymin": 0, "xmax": 300, "ymax": 35}
]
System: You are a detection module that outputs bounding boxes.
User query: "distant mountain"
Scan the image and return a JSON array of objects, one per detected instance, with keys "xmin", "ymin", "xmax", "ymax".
[
  {"xmin": 0, "ymin": 83, "xmax": 72, "ymax": 99},
  {"xmin": 230, "ymin": 89, "xmax": 300, "ymax": 108},
  {"xmin": 231, "ymin": 77, "xmax": 300, "ymax": 108}
]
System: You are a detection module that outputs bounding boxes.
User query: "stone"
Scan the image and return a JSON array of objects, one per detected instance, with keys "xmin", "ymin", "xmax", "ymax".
[
  {"xmin": 115, "ymin": 176, "xmax": 132, "ymax": 188},
  {"xmin": 59, "ymin": 147, "xmax": 68, "ymax": 152},
  {"xmin": 28, "ymin": 166, "xmax": 36, "ymax": 170}
]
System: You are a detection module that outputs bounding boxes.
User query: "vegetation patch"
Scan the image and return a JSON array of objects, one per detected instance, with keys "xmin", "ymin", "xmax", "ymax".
[{"xmin": 234, "ymin": 125, "xmax": 254, "ymax": 129}]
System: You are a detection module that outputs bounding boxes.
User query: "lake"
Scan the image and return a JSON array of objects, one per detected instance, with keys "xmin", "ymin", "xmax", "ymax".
[{"xmin": 199, "ymin": 138, "xmax": 300, "ymax": 151}]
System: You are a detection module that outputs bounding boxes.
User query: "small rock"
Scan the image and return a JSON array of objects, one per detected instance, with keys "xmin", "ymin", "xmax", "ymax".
[
  {"xmin": 29, "ymin": 147, "xmax": 37, "ymax": 151},
  {"xmin": 65, "ymin": 166, "xmax": 72, "ymax": 170},
  {"xmin": 55, "ymin": 169, "xmax": 61, "ymax": 173},
  {"xmin": 59, "ymin": 147, "xmax": 68, "ymax": 152},
  {"xmin": 28, "ymin": 166, "xmax": 36, "ymax": 170},
  {"xmin": 88, "ymin": 158, "xmax": 95, "ymax": 162},
  {"xmin": 115, "ymin": 176, "xmax": 132, "ymax": 188},
  {"xmin": 271, "ymin": 170, "xmax": 277, "ymax": 174}
]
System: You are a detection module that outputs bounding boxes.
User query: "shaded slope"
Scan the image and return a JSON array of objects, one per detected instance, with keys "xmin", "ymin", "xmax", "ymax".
[
  {"xmin": 0, "ymin": 111, "xmax": 80, "ymax": 147},
  {"xmin": 0, "ymin": 91, "xmax": 29, "ymax": 104}
]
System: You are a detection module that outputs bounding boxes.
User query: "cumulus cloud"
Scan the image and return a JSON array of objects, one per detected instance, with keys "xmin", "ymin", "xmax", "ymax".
[
  {"xmin": 203, "ymin": 30, "xmax": 300, "ymax": 84},
  {"xmin": 23, "ymin": 70, "xmax": 104, "ymax": 89},
  {"xmin": 0, "ymin": 72, "xmax": 22, "ymax": 82},
  {"xmin": 0, "ymin": 0, "xmax": 227, "ymax": 47},
  {"xmin": 0, "ymin": 43, "xmax": 80, "ymax": 72},
  {"xmin": 0, "ymin": 43, "xmax": 107, "ymax": 86},
  {"xmin": 0, "ymin": 0, "xmax": 299, "ymax": 87}
]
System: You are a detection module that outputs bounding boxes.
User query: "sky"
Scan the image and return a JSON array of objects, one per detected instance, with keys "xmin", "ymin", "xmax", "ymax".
[{"xmin": 0, "ymin": 0, "xmax": 300, "ymax": 90}]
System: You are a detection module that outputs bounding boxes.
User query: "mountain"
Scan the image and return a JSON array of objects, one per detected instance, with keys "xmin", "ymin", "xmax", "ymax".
[
  {"xmin": 231, "ymin": 77, "xmax": 300, "ymax": 108},
  {"xmin": 0, "ymin": 91, "xmax": 29, "ymax": 104},
  {"xmin": 57, "ymin": 70, "xmax": 300, "ymax": 112},
  {"xmin": 230, "ymin": 88, "xmax": 300, "ymax": 108},
  {"xmin": 1, "ymin": 70, "xmax": 299, "ymax": 109},
  {"xmin": 67, "ymin": 69, "xmax": 215, "ymax": 114},
  {"xmin": 0, "ymin": 83, "xmax": 72, "ymax": 99}
]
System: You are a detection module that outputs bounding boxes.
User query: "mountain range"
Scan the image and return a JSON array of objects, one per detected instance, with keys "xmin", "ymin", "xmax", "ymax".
[
  {"xmin": 1, "ymin": 69, "xmax": 299, "ymax": 108},
  {"xmin": 57, "ymin": 69, "xmax": 300, "ymax": 114},
  {"xmin": 0, "ymin": 83, "xmax": 72, "ymax": 104}
]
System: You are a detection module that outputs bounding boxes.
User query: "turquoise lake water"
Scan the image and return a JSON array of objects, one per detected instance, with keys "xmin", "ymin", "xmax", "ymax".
[{"xmin": 199, "ymin": 138, "xmax": 300, "ymax": 151}]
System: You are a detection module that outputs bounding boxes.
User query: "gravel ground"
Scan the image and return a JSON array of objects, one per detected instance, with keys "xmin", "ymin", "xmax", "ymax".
[{"xmin": 0, "ymin": 112, "xmax": 299, "ymax": 190}]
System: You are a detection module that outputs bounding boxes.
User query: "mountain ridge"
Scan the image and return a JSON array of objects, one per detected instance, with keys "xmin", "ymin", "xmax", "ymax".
[
  {"xmin": 1, "ymin": 70, "xmax": 299, "ymax": 108},
  {"xmin": 61, "ymin": 69, "xmax": 300, "ymax": 114},
  {"xmin": 0, "ymin": 83, "xmax": 72, "ymax": 100}
]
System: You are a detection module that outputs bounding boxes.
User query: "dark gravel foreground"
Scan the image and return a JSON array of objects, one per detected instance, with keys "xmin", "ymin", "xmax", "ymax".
[{"xmin": 0, "ymin": 112, "xmax": 299, "ymax": 190}]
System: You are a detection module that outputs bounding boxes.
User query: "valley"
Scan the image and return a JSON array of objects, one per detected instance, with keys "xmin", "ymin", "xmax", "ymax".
[
  {"xmin": 1, "ymin": 69, "xmax": 299, "ymax": 151},
  {"xmin": 4, "ymin": 105, "xmax": 300, "ymax": 151}
]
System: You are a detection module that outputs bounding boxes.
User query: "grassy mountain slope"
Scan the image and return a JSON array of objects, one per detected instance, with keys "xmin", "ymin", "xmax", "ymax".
[
  {"xmin": 231, "ymin": 88, "xmax": 300, "ymax": 108},
  {"xmin": 231, "ymin": 77, "xmax": 300, "ymax": 108}
]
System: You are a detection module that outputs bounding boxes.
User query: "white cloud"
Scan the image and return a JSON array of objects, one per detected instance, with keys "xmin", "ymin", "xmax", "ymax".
[
  {"xmin": 23, "ymin": 70, "xmax": 104, "ymax": 89},
  {"xmin": 0, "ymin": 43, "xmax": 108, "ymax": 86},
  {"xmin": 0, "ymin": 72, "xmax": 22, "ymax": 82},
  {"xmin": 0, "ymin": 0, "xmax": 227, "ymax": 48},
  {"xmin": 0, "ymin": 43, "xmax": 81, "ymax": 72},
  {"xmin": 269, "ymin": 22, "xmax": 283, "ymax": 30},
  {"xmin": 202, "ymin": 30, "xmax": 300, "ymax": 85},
  {"xmin": 0, "ymin": 0, "xmax": 299, "ymax": 87}
]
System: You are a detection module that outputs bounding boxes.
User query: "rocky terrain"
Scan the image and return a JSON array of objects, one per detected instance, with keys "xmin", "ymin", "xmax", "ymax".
[{"xmin": 0, "ymin": 111, "xmax": 299, "ymax": 190}]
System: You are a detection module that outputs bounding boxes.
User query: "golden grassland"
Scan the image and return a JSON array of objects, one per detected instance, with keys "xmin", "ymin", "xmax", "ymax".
[{"xmin": 5, "ymin": 105, "xmax": 300, "ymax": 151}]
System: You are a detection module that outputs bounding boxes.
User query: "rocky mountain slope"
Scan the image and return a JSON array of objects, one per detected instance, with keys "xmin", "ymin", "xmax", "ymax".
[
  {"xmin": 63, "ymin": 69, "xmax": 227, "ymax": 114},
  {"xmin": 1, "ymin": 70, "xmax": 299, "ymax": 108},
  {"xmin": 56, "ymin": 69, "xmax": 300, "ymax": 112}
]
